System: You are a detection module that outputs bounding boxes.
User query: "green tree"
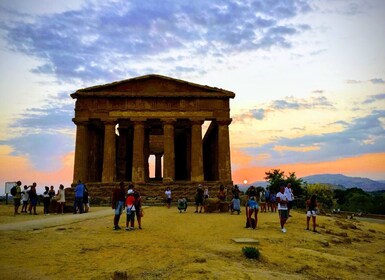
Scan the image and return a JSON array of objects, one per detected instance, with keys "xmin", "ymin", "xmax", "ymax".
[
  {"xmin": 307, "ymin": 184, "xmax": 334, "ymax": 210},
  {"xmin": 264, "ymin": 169, "xmax": 285, "ymax": 193}
]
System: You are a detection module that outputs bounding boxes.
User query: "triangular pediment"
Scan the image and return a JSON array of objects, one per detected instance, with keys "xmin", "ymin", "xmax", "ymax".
[{"xmin": 71, "ymin": 74, "xmax": 235, "ymax": 99}]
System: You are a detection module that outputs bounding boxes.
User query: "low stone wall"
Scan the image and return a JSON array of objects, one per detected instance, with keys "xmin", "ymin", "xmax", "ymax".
[{"xmin": 69, "ymin": 181, "xmax": 234, "ymax": 206}]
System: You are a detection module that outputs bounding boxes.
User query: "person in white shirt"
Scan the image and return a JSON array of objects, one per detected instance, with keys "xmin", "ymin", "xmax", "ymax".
[
  {"xmin": 276, "ymin": 186, "xmax": 289, "ymax": 233},
  {"xmin": 284, "ymin": 183, "xmax": 294, "ymax": 217},
  {"xmin": 165, "ymin": 187, "xmax": 172, "ymax": 209}
]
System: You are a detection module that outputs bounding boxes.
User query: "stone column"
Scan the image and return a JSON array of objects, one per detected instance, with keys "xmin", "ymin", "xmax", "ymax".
[
  {"xmin": 163, "ymin": 118, "xmax": 175, "ymax": 182},
  {"xmin": 190, "ymin": 119, "xmax": 204, "ymax": 182},
  {"xmin": 132, "ymin": 119, "xmax": 146, "ymax": 183},
  {"xmin": 72, "ymin": 119, "xmax": 89, "ymax": 183},
  {"xmin": 102, "ymin": 120, "xmax": 117, "ymax": 182},
  {"xmin": 155, "ymin": 153, "xmax": 162, "ymax": 179},
  {"xmin": 217, "ymin": 119, "xmax": 232, "ymax": 181}
]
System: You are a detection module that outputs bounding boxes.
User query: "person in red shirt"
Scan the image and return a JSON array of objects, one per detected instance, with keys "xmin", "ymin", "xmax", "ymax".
[
  {"xmin": 125, "ymin": 189, "xmax": 136, "ymax": 231},
  {"xmin": 112, "ymin": 182, "xmax": 126, "ymax": 230}
]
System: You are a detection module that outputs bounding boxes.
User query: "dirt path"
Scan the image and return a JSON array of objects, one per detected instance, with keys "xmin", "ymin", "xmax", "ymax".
[{"xmin": 0, "ymin": 208, "xmax": 113, "ymax": 231}]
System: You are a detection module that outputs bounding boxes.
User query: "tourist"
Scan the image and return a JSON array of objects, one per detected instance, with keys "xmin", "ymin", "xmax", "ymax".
[
  {"xmin": 13, "ymin": 181, "xmax": 22, "ymax": 215},
  {"xmin": 56, "ymin": 184, "xmax": 66, "ymax": 214},
  {"xmin": 306, "ymin": 194, "xmax": 318, "ymax": 232},
  {"xmin": 74, "ymin": 180, "xmax": 85, "ymax": 214},
  {"xmin": 125, "ymin": 189, "xmax": 136, "ymax": 230},
  {"xmin": 134, "ymin": 189, "xmax": 143, "ymax": 229},
  {"xmin": 259, "ymin": 189, "xmax": 266, "ymax": 213},
  {"xmin": 49, "ymin": 186, "xmax": 55, "ymax": 200},
  {"xmin": 270, "ymin": 191, "xmax": 277, "ymax": 212},
  {"xmin": 246, "ymin": 196, "xmax": 259, "ymax": 229},
  {"xmin": 276, "ymin": 186, "xmax": 289, "ymax": 233},
  {"xmin": 245, "ymin": 186, "xmax": 258, "ymax": 220},
  {"xmin": 284, "ymin": 183, "xmax": 294, "ymax": 217},
  {"xmin": 28, "ymin": 183, "xmax": 38, "ymax": 215},
  {"xmin": 195, "ymin": 184, "xmax": 204, "ymax": 213},
  {"xmin": 230, "ymin": 185, "xmax": 241, "ymax": 214},
  {"xmin": 112, "ymin": 181, "xmax": 126, "ymax": 230},
  {"xmin": 217, "ymin": 185, "xmax": 226, "ymax": 201},
  {"xmin": 83, "ymin": 184, "xmax": 89, "ymax": 213},
  {"xmin": 43, "ymin": 186, "xmax": 51, "ymax": 215},
  {"xmin": 21, "ymin": 185, "xmax": 29, "ymax": 213},
  {"xmin": 204, "ymin": 186, "xmax": 209, "ymax": 199},
  {"xmin": 165, "ymin": 187, "xmax": 172, "ymax": 208},
  {"xmin": 177, "ymin": 197, "xmax": 188, "ymax": 213}
]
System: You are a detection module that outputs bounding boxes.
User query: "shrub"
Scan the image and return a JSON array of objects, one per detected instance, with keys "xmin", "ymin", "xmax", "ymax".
[{"xmin": 242, "ymin": 246, "xmax": 260, "ymax": 260}]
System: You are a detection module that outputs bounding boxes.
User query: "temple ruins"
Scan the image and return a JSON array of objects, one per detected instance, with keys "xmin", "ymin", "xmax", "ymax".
[{"xmin": 71, "ymin": 74, "xmax": 235, "ymax": 202}]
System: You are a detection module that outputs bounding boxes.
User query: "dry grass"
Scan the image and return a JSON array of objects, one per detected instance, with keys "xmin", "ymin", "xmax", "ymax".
[{"xmin": 1, "ymin": 204, "xmax": 385, "ymax": 280}]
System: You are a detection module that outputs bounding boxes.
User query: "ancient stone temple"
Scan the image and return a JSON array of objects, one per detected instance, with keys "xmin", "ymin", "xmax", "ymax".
[{"xmin": 71, "ymin": 74, "xmax": 235, "ymax": 202}]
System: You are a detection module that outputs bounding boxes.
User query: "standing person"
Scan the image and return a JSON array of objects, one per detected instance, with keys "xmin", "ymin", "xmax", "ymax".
[
  {"xmin": 245, "ymin": 186, "xmax": 258, "ymax": 221},
  {"xmin": 204, "ymin": 186, "xmax": 209, "ymax": 199},
  {"xmin": 125, "ymin": 189, "xmax": 136, "ymax": 230},
  {"xmin": 74, "ymin": 180, "xmax": 85, "ymax": 214},
  {"xmin": 83, "ymin": 185, "xmax": 89, "ymax": 213},
  {"xmin": 306, "ymin": 194, "xmax": 318, "ymax": 232},
  {"xmin": 259, "ymin": 189, "xmax": 266, "ymax": 212},
  {"xmin": 195, "ymin": 184, "xmax": 204, "ymax": 213},
  {"xmin": 217, "ymin": 185, "xmax": 226, "ymax": 201},
  {"xmin": 21, "ymin": 185, "xmax": 29, "ymax": 213},
  {"xmin": 284, "ymin": 183, "xmax": 294, "ymax": 217},
  {"xmin": 270, "ymin": 191, "xmax": 277, "ymax": 213},
  {"xmin": 230, "ymin": 185, "xmax": 241, "ymax": 214},
  {"xmin": 48, "ymin": 186, "xmax": 55, "ymax": 200},
  {"xmin": 28, "ymin": 183, "xmax": 38, "ymax": 215},
  {"xmin": 165, "ymin": 187, "xmax": 172, "ymax": 209},
  {"xmin": 43, "ymin": 186, "xmax": 51, "ymax": 215},
  {"xmin": 13, "ymin": 181, "xmax": 22, "ymax": 215},
  {"xmin": 134, "ymin": 190, "xmax": 143, "ymax": 229},
  {"xmin": 276, "ymin": 186, "xmax": 289, "ymax": 233},
  {"xmin": 265, "ymin": 187, "xmax": 271, "ymax": 212},
  {"xmin": 112, "ymin": 182, "xmax": 126, "ymax": 230},
  {"xmin": 56, "ymin": 184, "xmax": 66, "ymax": 214}
]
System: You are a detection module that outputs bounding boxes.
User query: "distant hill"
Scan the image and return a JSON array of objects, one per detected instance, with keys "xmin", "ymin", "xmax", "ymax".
[
  {"xmin": 302, "ymin": 174, "xmax": 385, "ymax": 192},
  {"xmin": 236, "ymin": 174, "xmax": 385, "ymax": 192}
]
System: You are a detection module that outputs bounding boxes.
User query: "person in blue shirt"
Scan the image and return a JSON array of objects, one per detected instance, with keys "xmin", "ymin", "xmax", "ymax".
[{"xmin": 74, "ymin": 180, "xmax": 85, "ymax": 214}]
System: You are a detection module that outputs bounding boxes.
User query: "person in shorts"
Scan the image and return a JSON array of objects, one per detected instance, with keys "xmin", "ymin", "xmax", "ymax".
[
  {"xmin": 306, "ymin": 194, "xmax": 318, "ymax": 232},
  {"xmin": 13, "ymin": 181, "xmax": 22, "ymax": 215},
  {"xmin": 246, "ymin": 196, "xmax": 259, "ymax": 229},
  {"xmin": 21, "ymin": 185, "xmax": 29, "ymax": 213},
  {"xmin": 276, "ymin": 186, "xmax": 289, "ymax": 233}
]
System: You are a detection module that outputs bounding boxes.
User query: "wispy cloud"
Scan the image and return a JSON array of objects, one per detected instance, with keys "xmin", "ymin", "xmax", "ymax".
[
  {"xmin": 0, "ymin": 0, "xmax": 312, "ymax": 84},
  {"xmin": 364, "ymin": 93, "xmax": 385, "ymax": 104},
  {"xmin": 346, "ymin": 78, "xmax": 385, "ymax": 85}
]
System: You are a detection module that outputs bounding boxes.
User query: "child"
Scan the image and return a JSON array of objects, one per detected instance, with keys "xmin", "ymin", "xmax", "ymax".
[
  {"xmin": 125, "ymin": 189, "xmax": 136, "ymax": 231},
  {"xmin": 177, "ymin": 197, "xmax": 187, "ymax": 213}
]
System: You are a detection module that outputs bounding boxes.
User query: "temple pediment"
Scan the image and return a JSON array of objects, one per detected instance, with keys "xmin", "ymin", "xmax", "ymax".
[{"xmin": 71, "ymin": 74, "xmax": 235, "ymax": 99}]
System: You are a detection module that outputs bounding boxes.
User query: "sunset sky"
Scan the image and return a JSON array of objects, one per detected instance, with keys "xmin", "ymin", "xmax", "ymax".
[{"xmin": 0, "ymin": 0, "xmax": 384, "ymax": 194}]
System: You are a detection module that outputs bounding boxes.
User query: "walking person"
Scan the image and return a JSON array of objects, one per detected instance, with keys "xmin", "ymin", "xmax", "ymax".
[
  {"xmin": 43, "ymin": 186, "xmax": 51, "ymax": 215},
  {"xmin": 195, "ymin": 184, "xmax": 204, "ymax": 213},
  {"xmin": 112, "ymin": 182, "xmax": 126, "ymax": 230},
  {"xmin": 276, "ymin": 186, "xmax": 289, "ymax": 233},
  {"xmin": 306, "ymin": 194, "xmax": 318, "ymax": 232}
]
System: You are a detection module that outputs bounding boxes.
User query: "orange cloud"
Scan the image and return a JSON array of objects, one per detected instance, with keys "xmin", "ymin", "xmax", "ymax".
[
  {"xmin": 0, "ymin": 147, "xmax": 74, "ymax": 194},
  {"xmin": 231, "ymin": 152, "xmax": 385, "ymax": 184}
]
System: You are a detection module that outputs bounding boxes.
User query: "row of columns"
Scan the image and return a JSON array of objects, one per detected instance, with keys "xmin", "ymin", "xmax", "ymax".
[{"xmin": 73, "ymin": 118, "xmax": 232, "ymax": 184}]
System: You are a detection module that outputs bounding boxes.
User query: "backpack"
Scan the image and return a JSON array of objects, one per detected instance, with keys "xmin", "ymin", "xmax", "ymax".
[{"xmin": 11, "ymin": 186, "xmax": 17, "ymax": 196}]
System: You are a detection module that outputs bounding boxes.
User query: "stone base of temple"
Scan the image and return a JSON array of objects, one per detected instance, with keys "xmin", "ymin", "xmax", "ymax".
[{"xmin": 68, "ymin": 181, "xmax": 234, "ymax": 206}]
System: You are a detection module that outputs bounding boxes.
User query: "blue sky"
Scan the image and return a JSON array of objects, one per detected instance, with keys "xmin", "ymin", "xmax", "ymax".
[{"xmin": 0, "ymin": 0, "xmax": 384, "ymax": 192}]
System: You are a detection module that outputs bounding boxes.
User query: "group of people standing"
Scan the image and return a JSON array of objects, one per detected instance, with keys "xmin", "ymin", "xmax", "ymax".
[
  {"xmin": 12, "ymin": 181, "xmax": 66, "ymax": 215},
  {"xmin": 112, "ymin": 182, "xmax": 143, "ymax": 231}
]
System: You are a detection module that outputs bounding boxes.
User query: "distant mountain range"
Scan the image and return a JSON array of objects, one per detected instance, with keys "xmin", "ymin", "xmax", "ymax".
[{"xmin": 238, "ymin": 174, "xmax": 385, "ymax": 192}]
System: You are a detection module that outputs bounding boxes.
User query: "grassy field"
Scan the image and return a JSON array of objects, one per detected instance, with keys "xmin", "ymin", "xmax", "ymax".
[{"xmin": 0, "ymin": 204, "xmax": 384, "ymax": 279}]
